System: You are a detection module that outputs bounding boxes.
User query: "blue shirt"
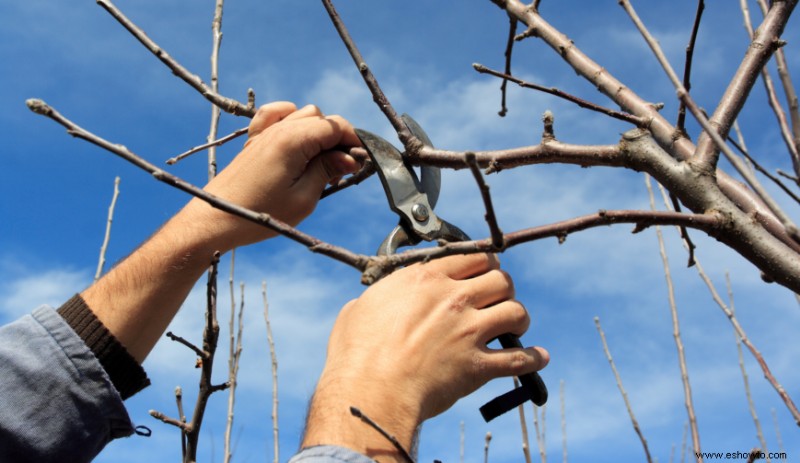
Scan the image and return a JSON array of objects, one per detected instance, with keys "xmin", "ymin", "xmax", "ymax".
[{"xmin": 0, "ymin": 306, "xmax": 376, "ymax": 463}]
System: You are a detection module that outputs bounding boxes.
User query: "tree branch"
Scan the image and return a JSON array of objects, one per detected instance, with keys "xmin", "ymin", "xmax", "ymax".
[
  {"xmin": 167, "ymin": 127, "xmax": 248, "ymax": 166},
  {"xmin": 692, "ymin": 0, "xmax": 797, "ymax": 171},
  {"xmin": 263, "ymin": 281, "xmax": 280, "ymax": 463},
  {"xmin": 473, "ymin": 64, "xmax": 648, "ymax": 127},
  {"xmin": 498, "ymin": 14, "xmax": 518, "ymax": 117},
  {"xmin": 494, "ymin": 0, "xmax": 800, "ymax": 255},
  {"xmin": 95, "ymin": 0, "xmax": 255, "ymax": 117},
  {"xmin": 676, "ymin": 0, "xmax": 705, "ymax": 134},
  {"xmin": 644, "ymin": 174, "xmax": 702, "ymax": 458},
  {"xmin": 94, "ymin": 176, "xmax": 120, "ymax": 282},
  {"xmin": 26, "ymin": 99, "xmax": 371, "ymax": 273},
  {"xmin": 465, "ymin": 152, "xmax": 504, "ymax": 249},
  {"xmin": 725, "ymin": 274, "xmax": 770, "ymax": 455},
  {"xmin": 361, "ymin": 208, "xmax": 723, "ymax": 284},
  {"xmin": 349, "ymin": 406, "xmax": 416, "ymax": 463},
  {"xmin": 166, "ymin": 331, "xmax": 207, "ymax": 360},
  {"xmin": 594, "ymin": 316, "xmax": 653, "ymax": 463},
  {"xmin": 320, "ymin": 0, "xmax": 421, "ymax": 154}
]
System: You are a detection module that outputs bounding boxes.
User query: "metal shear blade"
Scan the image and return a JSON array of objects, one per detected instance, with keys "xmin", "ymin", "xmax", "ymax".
[{"xmin": 355, "ymin": 114, "xmax": 468, "ymax": 255}]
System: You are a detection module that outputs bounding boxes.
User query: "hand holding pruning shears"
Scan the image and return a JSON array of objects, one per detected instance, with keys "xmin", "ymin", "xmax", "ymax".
[{"xmin": 355, "ymin": 116, "xmax": 548, "ymax": 421}]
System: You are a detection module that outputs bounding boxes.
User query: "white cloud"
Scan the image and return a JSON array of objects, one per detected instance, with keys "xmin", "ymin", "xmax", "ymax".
[{"xmin": 0, "ymin": 259, "xmax": 89, "ymax": 321}]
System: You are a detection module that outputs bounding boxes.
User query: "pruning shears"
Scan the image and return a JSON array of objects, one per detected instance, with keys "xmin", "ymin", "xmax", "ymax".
[{"xmin": 355, "ymin": 115, "xmax": 548, "ymax": 422}]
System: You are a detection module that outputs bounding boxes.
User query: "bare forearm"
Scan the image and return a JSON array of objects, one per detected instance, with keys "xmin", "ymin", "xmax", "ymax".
[
  {"xmin": 301, "ymin": 373, "xmax": 421, "ymax": 463},
  {"xmin": 81, "ymin": 199, "xmax": 232, "ymax": 363}
]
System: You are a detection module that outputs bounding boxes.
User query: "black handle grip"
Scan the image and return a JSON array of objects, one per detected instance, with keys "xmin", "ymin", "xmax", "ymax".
[
  {"xmin": 498, "ymin": 333, "xmax": 548, "ymax": 405},
  {"xmin": 479, "ymin": 333, "xmax": 548, "ymax": 422}
]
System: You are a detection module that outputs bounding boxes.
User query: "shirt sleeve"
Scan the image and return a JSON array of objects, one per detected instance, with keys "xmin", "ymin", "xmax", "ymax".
[
  {"xmin": 288, "ymin": 446, "xmax": 378, "ymax": 463},
  {"xmin": 0, "ymin": 305, "xmax": 135, "ymax": 463}
]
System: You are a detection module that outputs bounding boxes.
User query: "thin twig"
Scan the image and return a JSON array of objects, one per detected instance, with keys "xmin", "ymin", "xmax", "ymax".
[
  {"xmin": 473, "ymin": 64, "xmax": 648, "ymax": 127},
  {"xmin": 349, "ymin": 406, "xmax": 415, "ymax": 463},
  {"xmin": 771, "ymin": 408, "xmax": 786, "ymax": 457},
  {"xmin": 150, "ymin": 410, "xmax": 190, "ymax": 431},
  {"xmin": 498, "ymin": 14, "xmax": 518, "ymax": 117},
  {"xmin": 644, "ymin": 174, "xmax": 702, "ymax": 459},
  {"xmin": 95, "ymin": 176, "xmax": 120, "ymax": 282},
  {"xmin": 167, "ymin": 127, "xmax": 248, "ymax": 166},
  {"xmin": 176, "ymin": 386, "xmax": 187, "ymax": 458},
  {"xmin": 594, "ymin": 316, "xmax": 653, "ymax": 463},
  {"xmin": 726, "ymin": 274, "xmax": 770, "ymax": 462},
  {"xmin": 540, "ymin": 403, "xmax": 547, "ymax": 463},
  {"xmin": 513, "ymin": 377, "xmax": 533, "ymax": 463},
  {"xmin": 676, "ymin": 0, "xmax": 705, "ymax": 134},
  {"xmin": 320, "ymin": 0, "xmax": 421, "ymax": 154},
  {"xmin": 224, "ymin": 256, "xmax": 244, "ymax": 463},
  {"xmin": 530, "ymin": 403, "xmax": 544, "ymax": 463},
  {"xmin": 466, "ymin": 152, "xmax": 504, "ymax": 249},
  {"xmin": 95, "ymin": 0, "xmax": 254, "ymax": 117},
  {"xmin": 728, "ymin": 134, "xmax": 800, "ymax": 206},
  {"xmin": 263, "ymin": 281, "xmax": 279, "ymax": 463},
  {"xmin": 484, "ymin": 432, "xmax": 492, "ymax": 463},
  {"xmin": 207, "ymin": 0, "xmax": 225, "ymax": 181},
  {"xmin": 166, "ymin": 331, "xmax": 207, "ymax": 359}
]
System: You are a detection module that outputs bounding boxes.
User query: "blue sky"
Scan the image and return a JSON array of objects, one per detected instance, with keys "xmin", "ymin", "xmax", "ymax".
[{"xmin": 2, "ymin": 1, "xmax": 800, "ymax": 462}]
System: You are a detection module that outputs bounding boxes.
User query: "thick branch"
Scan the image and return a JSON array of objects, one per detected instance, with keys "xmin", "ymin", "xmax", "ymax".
[
  {"xmin": 742, "ymin": 0, "xmax": 800, "ymax": 177},
  {"xmin": 494, "ymin": 0, "xmax": 800, "ymax": 254},
  {"xmin": 695, "ymin": 0, "xmax": 798, "ymax": 170},
  {"xmin": 620, "ymin": 129, "xmax": 800, "ymax": 293}
]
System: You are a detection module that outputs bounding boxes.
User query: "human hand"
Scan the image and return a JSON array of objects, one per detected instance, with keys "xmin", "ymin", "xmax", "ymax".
[
  {"xmin": 187, "ymin": 101, "xmax": 362, "ymax": 249},
  {"xmin": 302, "ymin": 253, "xmax": 549, "ymax": 461}
]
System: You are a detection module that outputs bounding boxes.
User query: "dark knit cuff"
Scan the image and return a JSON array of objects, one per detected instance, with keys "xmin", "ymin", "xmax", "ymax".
[{"xmin": 57, "ymin": 294, "xmax": 151, "ymax": 400}]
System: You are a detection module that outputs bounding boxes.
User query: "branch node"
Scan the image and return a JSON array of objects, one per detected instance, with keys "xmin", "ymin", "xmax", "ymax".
[
  {"xmin": 247, "ymin": 88, "xmax": 256, "ymax": 111},
  {"xmin": 542, "ymin": 110, "xmax": 556, "ymax": 140},
  {"xmin": 514, "ymin": 27, "xmax": 538, "ymax": 41}
]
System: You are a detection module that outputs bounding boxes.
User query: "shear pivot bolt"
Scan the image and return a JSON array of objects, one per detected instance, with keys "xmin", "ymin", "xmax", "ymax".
[{"xmin": 412, "ymin": 204, "xmax": 429, "ymax": 222}]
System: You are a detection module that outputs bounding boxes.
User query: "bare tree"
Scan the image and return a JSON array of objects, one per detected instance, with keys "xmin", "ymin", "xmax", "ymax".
[{"xmin": 21, "ymin": 0, "xmax": 800, "ymax": 460}]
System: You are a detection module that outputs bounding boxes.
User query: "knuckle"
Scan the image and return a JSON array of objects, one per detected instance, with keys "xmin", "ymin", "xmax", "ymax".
[
  {"xmin": 446, "ymin": 286, "xmax": 473, "ymax": 314},
  {"xmin": 509, "ymin": 301, "xmax": 531, "ymax": 331},
  {"xmin": 508, "ymin": 350, "xmax": 534, "ymax": 374}
]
